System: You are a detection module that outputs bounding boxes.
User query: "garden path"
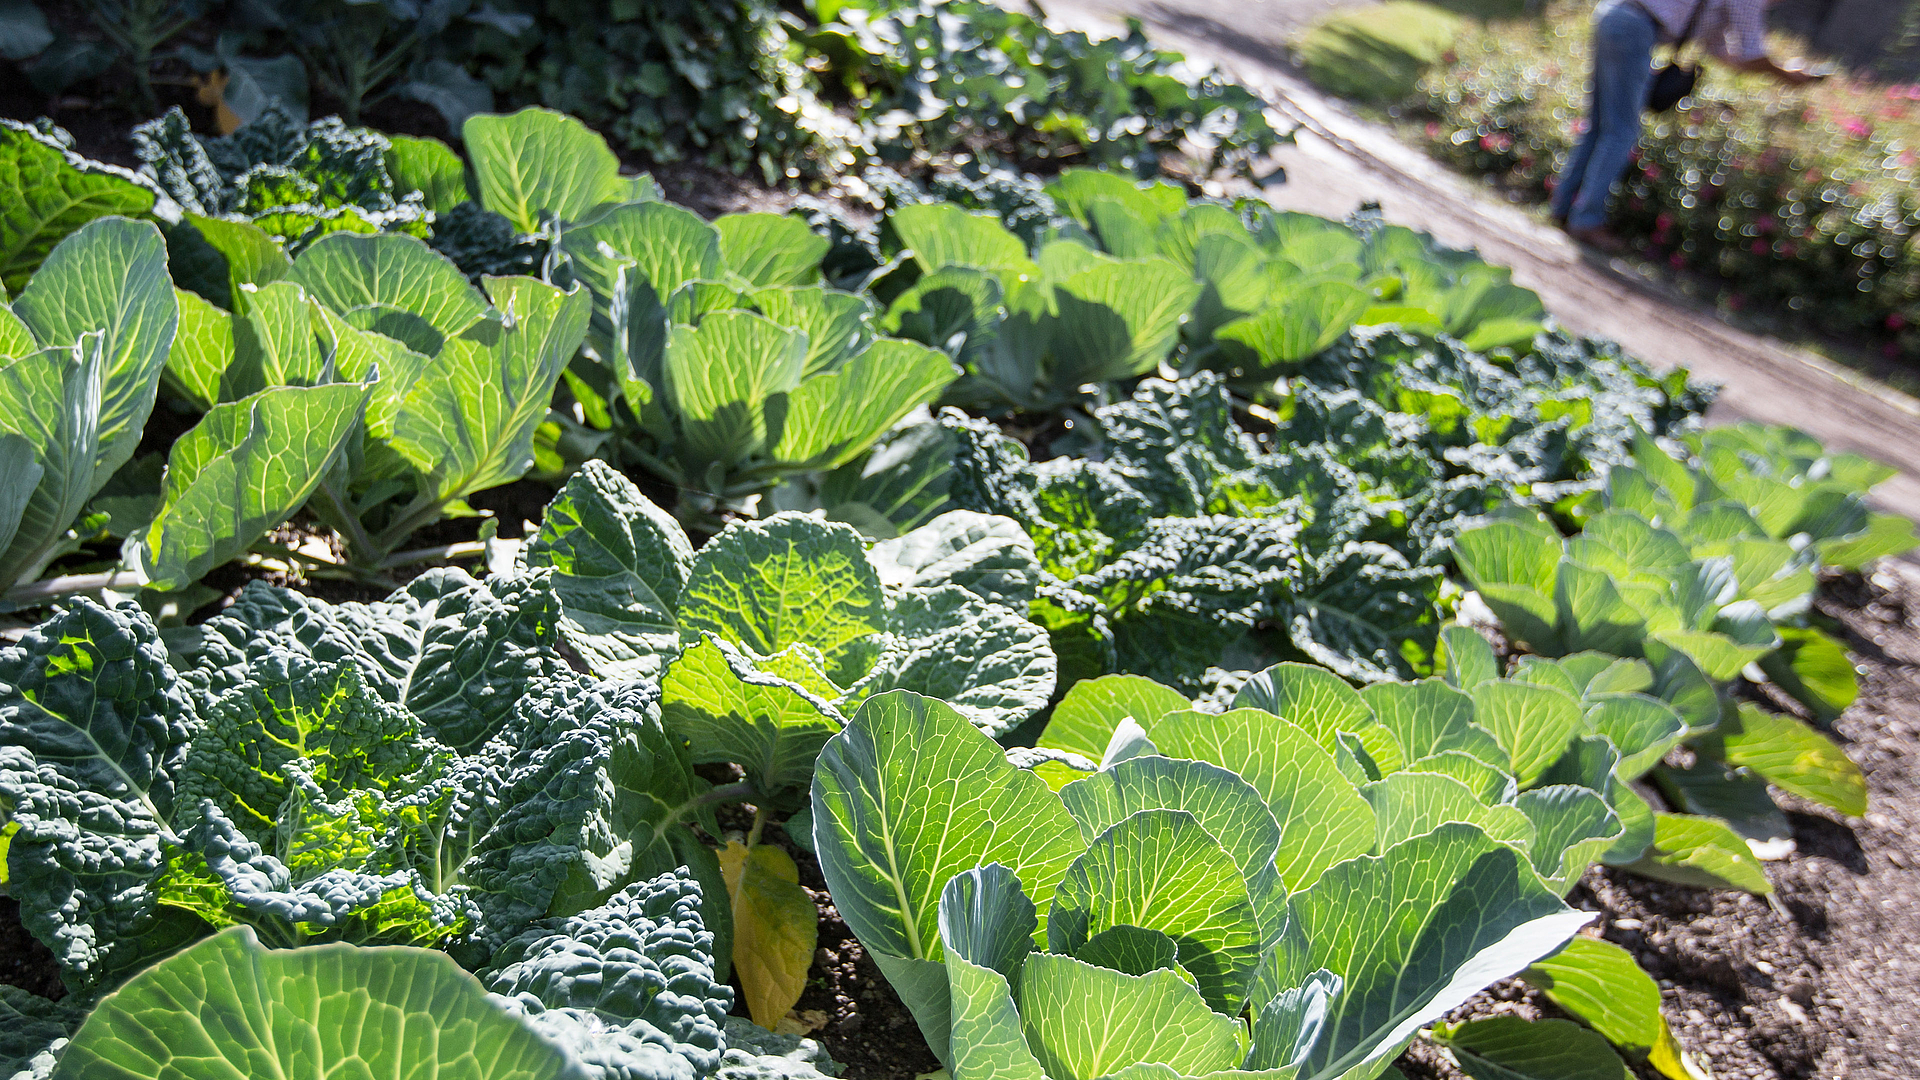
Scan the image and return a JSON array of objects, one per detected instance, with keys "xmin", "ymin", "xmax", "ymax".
[{"xmin": 1030, "ymin": 0, "xmax": 1920, "ymax": 519}]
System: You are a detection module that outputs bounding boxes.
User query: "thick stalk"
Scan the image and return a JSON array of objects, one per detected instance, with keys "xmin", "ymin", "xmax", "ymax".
[{"xmin": 3, "ymin": 570, "xmax": 146, "ymax": 605}]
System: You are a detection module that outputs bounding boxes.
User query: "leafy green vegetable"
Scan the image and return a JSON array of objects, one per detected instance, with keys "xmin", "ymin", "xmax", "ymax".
[
  {"xmin": 813, "ymin": 681, "xmax": 1595, "ymax": 1077},
  {"xmin": 528, "ymin": 465, "xmax": 1055, "ymax": 781},
  {"xmin": 0, "ymin": 217, "xmax": 177, "ymax": 592},
  {"xmin": 0, "ymin": 120, "xmax": 159, "ymax": 293},
  {"xmin": 52, "ymin": 927, "xmax": 588, "ymax": 1080},
  {"xmin": 0, "ymin": 565, "xmax": 728, "ymax": 1000}
]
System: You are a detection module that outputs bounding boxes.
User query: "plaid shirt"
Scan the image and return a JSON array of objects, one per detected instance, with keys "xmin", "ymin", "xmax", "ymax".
[{"xmin": 1632, "ymin": 0, "xmax": 1769, "ymax": 62}]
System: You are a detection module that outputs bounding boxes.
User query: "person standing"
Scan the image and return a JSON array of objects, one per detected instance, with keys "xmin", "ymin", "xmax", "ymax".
[{"xmin": 1550, "ymin": 0, "xmax": 1824, "ymax": 251}]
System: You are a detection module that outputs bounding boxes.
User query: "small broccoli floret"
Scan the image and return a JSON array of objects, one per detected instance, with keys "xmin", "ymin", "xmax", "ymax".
[{"xmin": 485, "ymin": 869, "xmax": 731, "ymax": 1078}]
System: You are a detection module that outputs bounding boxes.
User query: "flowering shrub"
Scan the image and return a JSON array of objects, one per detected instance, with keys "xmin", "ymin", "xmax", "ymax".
[{"xmin": 1410, "ymin": 8, "xmax": 1920, "ymax": 361}]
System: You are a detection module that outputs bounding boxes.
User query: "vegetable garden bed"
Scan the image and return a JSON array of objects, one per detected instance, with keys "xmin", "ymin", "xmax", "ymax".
[{"xmin": 2, "ymin": 85, "xmax": 1918, "ymax": 1080}]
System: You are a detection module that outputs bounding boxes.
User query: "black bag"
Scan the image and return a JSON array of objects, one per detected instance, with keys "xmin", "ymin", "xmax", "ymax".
[{"xmin": 1646, "ymin": 1, "xmax": 1703, "ymax": 112}]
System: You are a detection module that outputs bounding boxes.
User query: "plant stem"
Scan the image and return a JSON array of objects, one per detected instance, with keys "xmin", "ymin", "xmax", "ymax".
[
  {"xmin": 3, "ymin": 570, "xmax": 145, "ymax": 605},
  {"xmin": 746, "ymin": 804, "xmax": 771, "ymax": 849},
  {"xmin": 378, "ymin": 541, "xmax": 487, "ymax": 570},
  {"xmin": 673, "ymin": 781, "xmax": 759, "ymax": 823}
]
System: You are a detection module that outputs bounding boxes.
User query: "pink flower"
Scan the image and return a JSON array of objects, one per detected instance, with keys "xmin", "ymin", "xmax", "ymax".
[
  {"xmin": 1843, "ymin": 118, "xmax": 1872, "ymax": 139},
  {"xmin": 1891, "ymin": 313, "xmax": 1910, "ymax": 331},
  {"xmin": 1752, "ymin": 240, "xmax": 1769, "ymax": 254},
  {"xmin": 1756, "ymin": 217, "xmax": 1776, "ymax": 234},
  {"xmin": 1426, "ymin": 122, "xmax": 1442, "ymax": 140},
  {"xmin": 1655, "ymin": 213, "xmax": 1675, "ymax": 231}
]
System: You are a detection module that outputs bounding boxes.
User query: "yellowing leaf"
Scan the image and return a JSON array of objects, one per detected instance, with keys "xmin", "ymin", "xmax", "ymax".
[{"xmin": 720, "ymin": 840, "xmax": 819, "ymax": 1029}]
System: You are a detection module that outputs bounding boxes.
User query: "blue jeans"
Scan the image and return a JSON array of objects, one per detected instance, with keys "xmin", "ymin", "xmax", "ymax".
[{"xmin": 1550, "ymin": 0, "xmax": 1659, "ymax": 230}]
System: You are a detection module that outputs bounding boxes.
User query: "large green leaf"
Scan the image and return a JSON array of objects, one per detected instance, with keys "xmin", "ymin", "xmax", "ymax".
[
  {"xmin": 1149, "ymin": 708, "xmax": 1375, "ymax": 892},
  {"xmin": 1018, "ymin": 952, "xmax": 1246, "ymax": 1080},
  {"xmin": 1452, "ymin": 521, "xmax": 1561, "ymax": 653},
  {"xmin": 1757, "ymin": 626, "xmax": 1857, "ymax": 724},
  {"xmin": 1285, "ymin": 824, "xmax": 1592, "ymax": 1079},
  {"xmin": 1362, "ymin": 771, "xmax": 1535, "ymax": 853},
  {"xmin": 0, "ymin": 600, "xmax": 204, "ymax": 995},
  {"xmin": 50, "ymin": 927, "xmax": 587, "ymax": 1080},
  {"xmin": 810, "ymin": 688, "xmax": 1085, "ymax": 985},
  {"xmin": 892, "ymin": 203, "xmax": 1036, "ymax": 281},
  {"xmin": 1215, "ymin": 282, "xmax": 1370, "ymax": 370},
  {"xmin": 1434, "ymin": 1016, "xmax": 1628, "ymax": 1080},
  {"xmin": 663, "ymin": 635, "xmax": 845, "ymax": 801},
  {"xmin": 1581, "ymin": 693, "xmax": 1686, "ymax": 780},
  {"xmin": 1697, "ymin": 702, "xmax": 1867, "ymax": 817},
  {"xmin": 1361, "ymin": 680, "xmax": 1510, "ymax": 773},
  {"xmin": 866, "ymin": 509, "xmax": 1041, "ymax": 608},
  {"xmin": 1469, "ymin": 681, "xmax": 1583, "ymax": 788},
  {"xmin": 464, "ymin": 107, "xmax": 631, "ymax": 233},
  {"xmin": 384, "ymin": 134, "xmax": 469, "ymax": 215},
  {"xmin": 1515, "ymin": 785, "xmax": 1622, "ymax": 893},
  {"xmin": 938, "ymin": 866, "xmax": 1049, "ymax": 1080},
  {"xmin": 1625, "ymin": 813, "xmax": 1771, "ymax": 894},
  {"xmin": 220, "ymin": 280, "xmax": 330, "ymax": 400},
  {"xmin": 1522, "ymin": 936, "xmax": 1702, "ymax": 1079},
  {"xmin": 141, "ymin": 382, "xmax": 372, "ymax": 590},
  {"xmin": 1039, "ymin": 674, "xmax": 1191, "ymax": 762},
  {"xmin": 12, "ymin": 216, "xmax": 176, "ymax": 489},
  {"xmin": 1058, "ymin": 755, "xmax": 1282, "ymax": 912},
  {"xmin": 679, "ymin": 513, "xmax": 886, "ymax": 686},
  {"xmin": 0, "ymin": 122, "xmax": 158, "ymax": 292},
  {"xmin": 1048, "ymin": 808, "xmax": 1262, "ymax": 1015},
  {"xmin": 289, "ymin": 232, "xmax": 490, "ymax": 354},
  {"xmin": 771, "ymin": 338, "xmax": 955, "ymax": 470},
  {"xmin": 1048, "ymin": 171, "xmax": 1188, "ymax": 228},
  {"xmin": 523, "ymin": 459, "xmax": 692, "ymax": 680},
  {"xmin": 662, "ymin": 309, "xmax": 806, "ymax": 469},
  {"xmin": 850, "ymin": 585, "xmax": 1056, "ymax": 737},
  {"xmin": 753, "ymin": 285, "xmax": 873, "ymax": 376},
  {"xmin": 558, "ymin": 200, "xmax": 721, "ymax": 326},
  {"xmin": 171, "ymin": 214, "xmax": 290, "ymax": 312},
  {"xmin": 1048, "ymin": 258, "xmax": 1202, "ymax": 384},
  {"xmin": 387, "ymin": 277, "xmax": 589, "ymax": 511},
  {"xmin": 0, "ymin": 434, "xmax": 39, "ymax": 565},
  {"xmin": 717, "ymin": 212, "xmax": 829, "ymax": 287},
  {"xmin": 0, "ymin": 338, "xmax": 102, "ymax": 588},
  {"xmin": 1236, "ymin": 661, "xmax": 1405, "ymax": 774},
  {"xmin": 163, "ymin": 286, "xmax": 233, "ymax": 411}
]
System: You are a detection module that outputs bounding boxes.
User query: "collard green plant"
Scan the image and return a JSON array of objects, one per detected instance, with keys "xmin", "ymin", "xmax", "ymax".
[{"xmin": 810, "ymin": 683, "xmax": 1610, "ymax": 1078}]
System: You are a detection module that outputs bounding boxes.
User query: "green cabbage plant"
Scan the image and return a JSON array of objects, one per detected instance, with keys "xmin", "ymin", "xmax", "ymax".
[
  {"xmin": 0, "ymin": 217, "xmax": 177, "ymax": 597},
  {"xmin": 873, "ymin": 169, "xmax": 1553, "ymax": 415},
  {"xmin": 1454, "ymin": 424, "xmax": 1903, "ymax": 878},
  {"xmin": 811, "ymin": 660, "xmax": 1706, "ymax": 1079}
]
